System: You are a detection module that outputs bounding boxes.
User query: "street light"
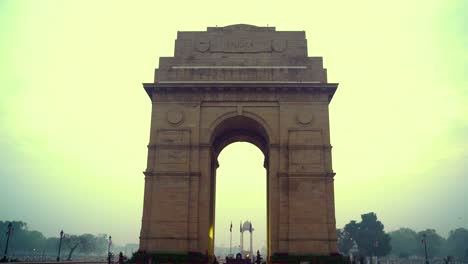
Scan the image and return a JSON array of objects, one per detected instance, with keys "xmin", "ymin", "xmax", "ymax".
[
  {"xmin": 422, "ymin": 233, "xmax": 429, "ymax": 264},
  {"xmin": 2, "ymin": 223, "xmax": 13, "ymax": 262},
  {"xmin": 107, "ymin": 236, "xmax": 112, "ymax": 264},
  {"xmin": 57, "ymin": 230, "xmax": 64, "ymax": 262}
]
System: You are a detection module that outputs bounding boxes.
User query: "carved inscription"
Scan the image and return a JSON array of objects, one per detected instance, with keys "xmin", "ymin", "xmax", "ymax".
[
  {"xmin": 156, "ymin": 149, "xmax": 188, "ymax": 171},
  {"xmin": 210, "ymin": 38, "xmax": 272, "ymax": 53},
  {"xmin": 226, "ymin": 39, "xmax": 253, "ymax": 49},
  {"xmin": 157, "ymin": 130, "xmax": 189, "ymax": 144},
  {"xmin": 159, "ymin": 150, "xmax": 187, "ymax": 164}
]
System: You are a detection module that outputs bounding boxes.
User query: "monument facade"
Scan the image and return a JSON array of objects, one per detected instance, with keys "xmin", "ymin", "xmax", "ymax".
[{"xmin": 139, "ymin": 24, "xmax": 339, "ymax": 259}]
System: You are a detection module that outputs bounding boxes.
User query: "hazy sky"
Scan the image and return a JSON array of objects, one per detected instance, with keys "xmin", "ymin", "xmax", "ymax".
[{"xmin": 0, "ymin": 0, "xmax": 467, "ymax": 251}]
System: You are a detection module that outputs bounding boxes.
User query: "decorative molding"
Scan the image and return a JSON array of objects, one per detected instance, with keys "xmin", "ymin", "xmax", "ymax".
[
  {"xmin": 152, "ymin": 91, "xmax": 326, "ymax": 103},
  {"xmin": 271, "ymin": 39, "xmax": 287, "ymax": 52},
  {"xmin": 288, "ymin": 144, "xmax": 332, "ymax": 150},
  {"xmin": 167, "ymin": 110, "xmax": 184, "ymax": 126},
  {"xmin": 144, "ymin": 82, "xmax": 337, "ymax": 102},
  {"xmin": 148, "ymin": 144, "xmax": 192, "ymax": 149},
  {"xmin": 278, "ymin": 172, "xmax": 336, "ymax": 178},
  {"xmin": 296, "ymin": 111, "xmax": 314, "ymax": 126},
  {"xmin": 147, "ymin": 143, "xmax": 329, "ymax": 150},
  {"xmin": 157, "ymin": 81, "xmax": 320, "ymax": 84},
  {"xmin": 144, "ymin": 171, "xmax": 201, "ymax": 177},
  {"xmin": 208, "ymin": 24, "xmax": 276, "ymax": 32},
  {"xmin": 171, "ymin": 66, "xmax": 307, "ymax": 69}
]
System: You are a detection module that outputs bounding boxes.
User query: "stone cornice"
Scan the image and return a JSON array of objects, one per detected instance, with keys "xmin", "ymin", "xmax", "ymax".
[
  {"xmin": 171, "ymin": 66, "xmax": 307, "ymax": 69},
  {"xmin": 288, "ymin": 144, "xmax": 332, "ymax": 150},
  {"xmin": 143, "ymin": 171, "xmax": 201, "ymax": 177},
  {"xmin": 143, "ymin": 82, "xmax": 338, "ymax": 102},
  {"xmin": 278, "ymin": 172, "xmax": 336, "ymax": 178},
  {"xmin": 147, "ymin": 143, "xmax": 331, "ymax": 150}
]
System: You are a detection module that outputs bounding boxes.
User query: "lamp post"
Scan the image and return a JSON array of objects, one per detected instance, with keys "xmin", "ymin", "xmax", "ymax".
[
  {"xmin": 107, "ymin": 236, "xmax": 112, "ymax": 264},
  {"xmin": 423, "ymin": 233, "xmax": 429, "ymax": 264},
  {"xmin": 56, "ymin": 230, "xmax": 64, "ymax": 262},
  {"xmin": 2, "ymin": 223, "xmax": 13, "ymax": 261}
]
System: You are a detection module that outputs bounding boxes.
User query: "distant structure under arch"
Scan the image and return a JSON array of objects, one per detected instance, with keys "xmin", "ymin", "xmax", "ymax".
[{"xmin": 239, "ymin": 221, "xmax": 255, "ymax": 260}]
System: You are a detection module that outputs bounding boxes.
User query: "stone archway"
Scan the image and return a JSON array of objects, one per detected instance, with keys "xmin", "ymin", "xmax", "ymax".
[
  {"xmin": 209, "ymin": 115, "xmax": 270, "ymax": 257},
  {"xmin": 138, "ymin": 24, "xmax": 339, "ymax": 261}
]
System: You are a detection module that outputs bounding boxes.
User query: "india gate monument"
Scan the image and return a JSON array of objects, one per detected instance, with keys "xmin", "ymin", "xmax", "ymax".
[{"xmin": 138, "ymin": 24, "xmax": 339, "ymax": 262}]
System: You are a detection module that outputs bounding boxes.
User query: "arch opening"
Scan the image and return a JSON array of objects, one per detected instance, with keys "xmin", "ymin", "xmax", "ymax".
[
  {"xmin": 214, "ymin": 142, "xmax": 266, "ymax": 259},
  {"xmin": 211, "ymin": 115, "xmax": 270, "ymax": 163},
  {"xmin": 209, "ymin": 115, "xmax": 270, "ymax": 260}
]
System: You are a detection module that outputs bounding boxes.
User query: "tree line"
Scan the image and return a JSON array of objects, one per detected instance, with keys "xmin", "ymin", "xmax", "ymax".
[
  {"xmin": 3, "ymin": 217, "xmax": 467, "ymax": 261},
  {"xmin": 337, "ymin": 213, "xmax": 468, "ymax": 260},
  {"xmin": 0, "ymin": 221, "xmax": 108, "ymax": 260}
]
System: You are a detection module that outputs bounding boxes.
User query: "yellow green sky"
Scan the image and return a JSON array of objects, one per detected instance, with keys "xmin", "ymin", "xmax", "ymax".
[{"xmin": 0, "ymin": 0, "xmax": 467, "ymax": 250}]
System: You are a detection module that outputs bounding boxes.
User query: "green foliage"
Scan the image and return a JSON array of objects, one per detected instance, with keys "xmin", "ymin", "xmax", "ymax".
[
  {"xmin": 0, "ymin": 220, "xmax": 107, "ymax": 257},
  {"xmin": 336, "ymin": 228, "xmax": 354, "ymax": 255},
  {"xmin": 445, "ymin": 228, "xmax": 468, "ymax": 259},
  {"xmin": 389, "ymin": 228, "xmax": 419, "ymax": 257},
  {"xmin": 417, "ymin": 229, "xmax": 445, "ymax": 258},
  {"xmin": 63, "ymin": 233, "xmax": 108, "ymax": 260},
  {"xmin": 92, "ymin": 234, "xmax": 109, "ymax": 255},
  {"xmin": 344, "ymin": 212, "xmax": 392, "ymax": 257},
  {"xmin": 0, "ymin": 221, "xmax": 48, "ymax": 253},
  {"xmin": 389, "ymin": 228, "xmax": 468, "ymax": 258}
]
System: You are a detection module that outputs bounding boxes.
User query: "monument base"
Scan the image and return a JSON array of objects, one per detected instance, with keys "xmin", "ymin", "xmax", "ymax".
[
  {"xmin": 130, "ymin": 251, "xmax": 207, "ymax": 264},
  {"xmin": 270, "ymin": 253, "xmax": 349, "ymax": 264},
  {"xmin": 131, "ymin": 251, "xmax": 349, "ymax": 264}
]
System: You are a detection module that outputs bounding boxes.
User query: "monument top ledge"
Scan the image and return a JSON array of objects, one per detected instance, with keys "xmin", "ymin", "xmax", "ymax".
[
  {"xmin": 144, "ymin": 24, "xmax": 337, "ymax": 100},
  {"xmin": 206, "ymin": 24, "xmax": 277, "ymax": 32},
  {"xmin": 172, "ymin": 24, "xmax": 308, "ymax": 57}
]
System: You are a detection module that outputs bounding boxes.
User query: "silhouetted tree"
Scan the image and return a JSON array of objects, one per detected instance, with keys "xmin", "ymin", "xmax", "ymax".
[
  {"xmin": 0, "ymin": 221, "xmax": 47, "ymax": 253},
  {"xmin": 344, "ymin": 212, "xmax": 391, "ymax": 258},
  {"xmin": 389, "ymin": 228, "xmax": 419, "ymax": 257},
  {"xmin": 336, "ymin": 228, "xmax": 354, "ymax": 255},
  {"xmin": 417, "ymin": 229, "xmax": 445, "ymax": 258},
  {"xmin": 445, "ymin": 228, "xmax": 468, "ymax": 259},
  {"xmin": 44, "ymin": 237, "xmax": 60, "ymax": 253},
  {"xmin": 63, "ymin": 233, "xmax": 103, "ymax": 260},
  {"xmin": 0, "ymin": 221, "xmax": 108, "ymax": 257}
]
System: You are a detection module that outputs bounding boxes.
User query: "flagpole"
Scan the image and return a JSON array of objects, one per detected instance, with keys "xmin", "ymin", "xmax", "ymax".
[{"xmin": 230, "ymin": 221, "xmax": 232, "ymax": 255}]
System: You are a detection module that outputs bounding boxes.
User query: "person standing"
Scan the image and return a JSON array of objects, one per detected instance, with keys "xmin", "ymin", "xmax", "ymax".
[{"xmin": 118, "ymin": 252, "xmax": 123, "ymax": 264}]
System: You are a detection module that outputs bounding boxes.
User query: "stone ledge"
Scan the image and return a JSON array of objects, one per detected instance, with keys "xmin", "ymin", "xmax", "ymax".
[
  {"xmin": 143, "ymin": 82, "xmax": 338, "ymax": 102},
  {"xmin": 143, "ymin": 171, "xmax": 201, "ymax": 177},
  {"xmin": 278, "ymin": 172, "xmax": 336, "ymax": 178}
]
